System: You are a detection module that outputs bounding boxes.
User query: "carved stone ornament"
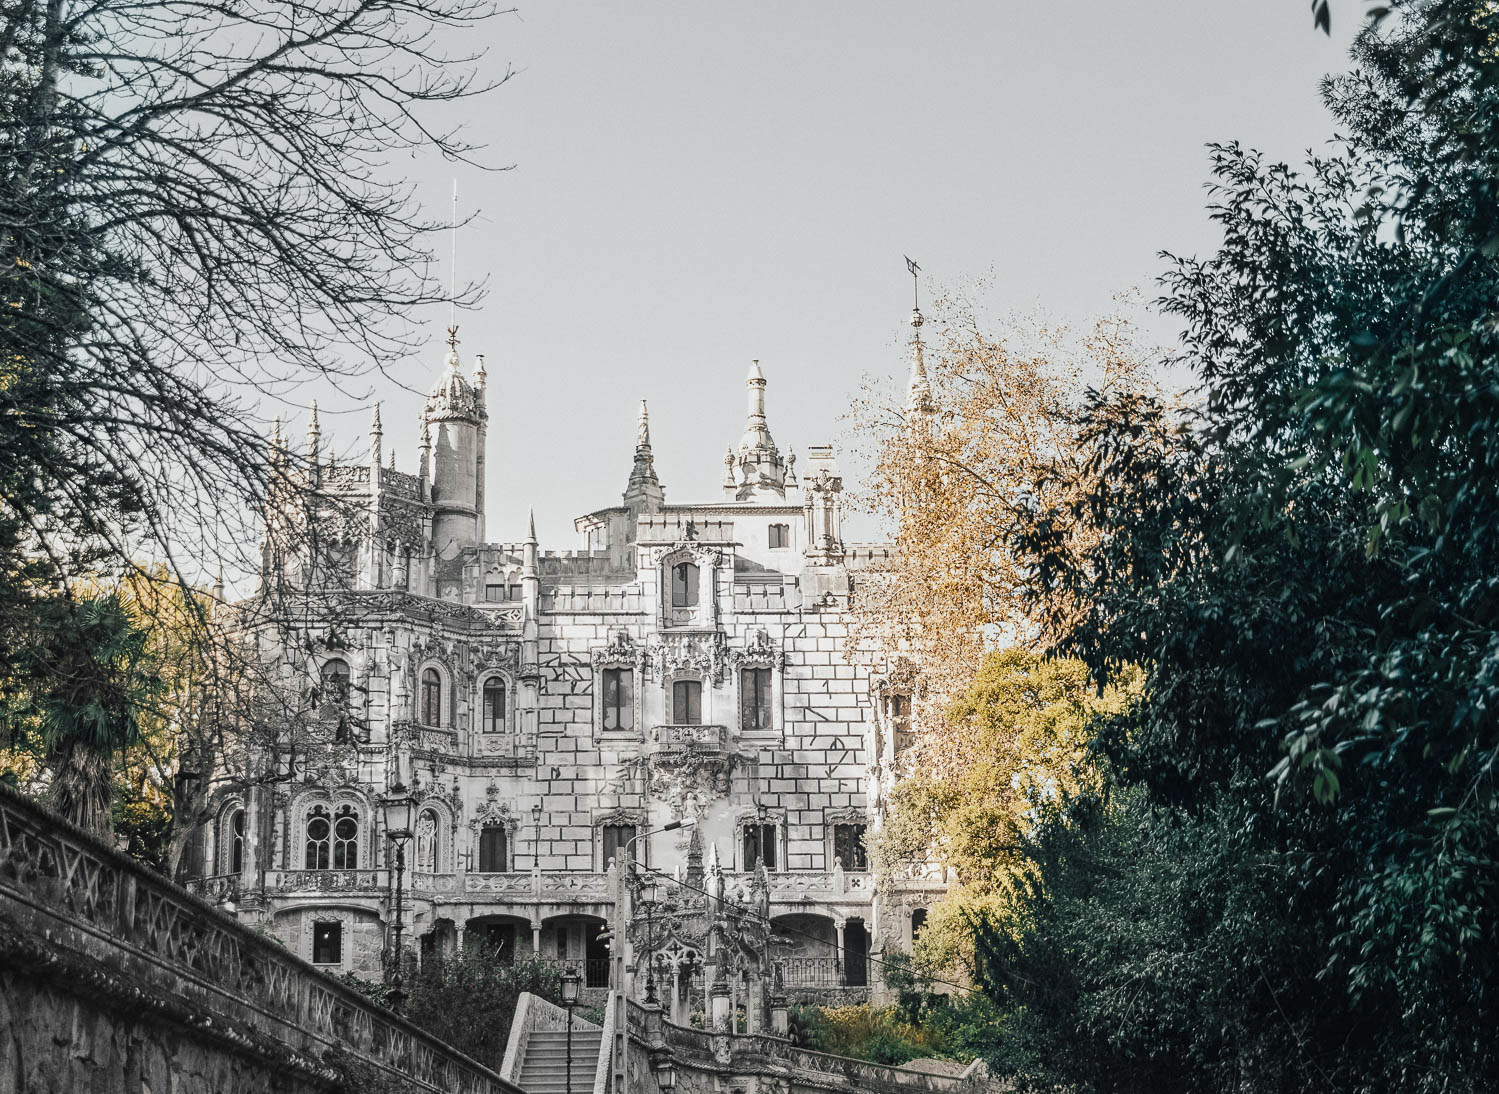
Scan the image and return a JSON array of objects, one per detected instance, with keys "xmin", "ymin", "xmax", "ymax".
[
  {"xmin": 646, "ymin": 753, "xmax": 736, "ymax": 820},
  {"xmin": 649, "ymin": 632, "xmax": 727, "ymax": 682},
  {"xmin": 652, "ymin": 542, "xmax": 722, "ymax": 568},
  {"xmin": 729, "ymin": 628, "xmax": 784, "ymax": 669},
  {"xmin": 468, "ymin": 778, "xmax": 517, "ymax": 832},
  {"xmin": 590, "ymin": 629, "xmax": 638, "ymax": 668}
]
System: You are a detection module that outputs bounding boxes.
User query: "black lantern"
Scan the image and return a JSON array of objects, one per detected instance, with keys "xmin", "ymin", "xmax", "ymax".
[
  {"xmin": 380, "ymin": 785, "xmax": 417, "ymax": 842},
  {"xmin": 561, "ymin": 963, "xmax": 582, "ymax": 1094},
  {"xmin": 656, "ymin": 1060, "xmax": 678, "ymax": 1091}
]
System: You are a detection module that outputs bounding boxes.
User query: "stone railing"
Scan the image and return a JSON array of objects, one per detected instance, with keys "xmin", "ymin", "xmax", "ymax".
[
  {"xmin": 498, "ymin": 990, "xmax": 603, "ymax": 1085},
  {"xmin": 265, "ymin": 867, "xmax": 388, "ymax": 894},
  {"xmin": 652, "ymin": 723, "xmax": 731, "ymax": 751},
  {"xmin": 768, "ymin": 868, "xmax": 874, "ymax": 899},
  {"xmin": 0, "ymin": 781, "xmax": 521, "ymax": 1094},
  {"xmin": 185, "ymin": 871, "xmax": 242, "ymax": 904}
]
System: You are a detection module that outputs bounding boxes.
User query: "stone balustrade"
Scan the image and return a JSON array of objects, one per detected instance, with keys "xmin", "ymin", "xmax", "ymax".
[
  {"xmin": 653, "ymin": 723, "xmax": 731, "ymax": 751},
  {"xmin": 0, "ymin": 781, "xmax": 522, "ymax": 1094}
]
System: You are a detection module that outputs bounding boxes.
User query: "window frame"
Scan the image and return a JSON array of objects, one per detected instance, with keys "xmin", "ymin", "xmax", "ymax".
[
  {"xmin": 480, "ymin": 676, "xmax": 508, "ymax": 734},
  {"xmin": 672, "ymin": 678, "xmax": 703, "ymax": 725},
  {"xmin": 601, "ymin": 667, "xmax": 634, "ymax": 732},
  {"xmin": 832, "ymin": 822, "xmax": 868, "ymax": 871},
  {"xmin": 671, "ymin": 562, "xmax": 700, "ymax": 608},
  {"xmin": 768, "ymin": 523, "xmax": 789, "ymax": 549},
  {"xmin": 420, "ymin": 666, "xmax": 444, "ymax": 727},
  {"xmin": 311, "ymin": 920, "xmax": 343, "ymax": 965},
  {"xmin": 740, "ymin": 666, "xmax": 772, "ymax": 732},
  {"xmin": 305, "ymin": 805, "xmax": 332, "ymax": 870},
  {"xmin": 741, "ymin": 821, "xmax": 778, "ymax": 872},
  {"xmin": 478, "ymin": 825, "xmax": 509, "ymax": 873}
]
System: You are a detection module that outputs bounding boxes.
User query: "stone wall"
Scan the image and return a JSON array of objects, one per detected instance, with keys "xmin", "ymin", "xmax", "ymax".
[{"xmin": 0, "ymin": 781, "xmax": 522, "ymax": 1094}]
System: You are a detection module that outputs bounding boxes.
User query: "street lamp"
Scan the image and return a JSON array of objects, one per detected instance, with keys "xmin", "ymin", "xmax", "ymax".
[
  {"xmin": 381, "ymin": 783, "xmax": 417, "ymax": 1013},
  {"xmin": 560, "ymin": 963, "xmax": 582, "ymax": 1094},
  {"xmin": 655, "ymin": 1058, "xmax": 678, "ymax": 1091},
  {"xmin": 639, "ymin": 877, "xmax": 661, "ymax": 1005},
  {"xmin": 531, "ymin": 801, "xmax": 542, "ymax": 869}
]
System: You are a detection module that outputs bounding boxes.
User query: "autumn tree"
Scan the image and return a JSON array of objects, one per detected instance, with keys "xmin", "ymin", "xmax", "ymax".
[{"xmin": 849, "ymin": 294, "xmax": 1152, "ymax": 776}]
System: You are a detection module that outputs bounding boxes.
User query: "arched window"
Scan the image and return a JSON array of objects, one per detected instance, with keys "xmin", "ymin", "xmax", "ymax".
[
  {"xmin": 421, "ymin": 667, "xmax": 442, "ymax": 726},
  {"xmin": 305, "ymin": 805, "xmax": 331, "ymax": 869},
  {"xmin": 333, "ymin": 805, "xmax": 359, "ymax": 869},
  {"xmin": 481, "ymin": 678, "xmax": 506, "ymax": 734},
  {"xmin": 911, "ymin": 908, "xmax": 928, "ymax": 943},
  {"xmin": 227, "ymin": 807, "xmax": 245, "ymax": 874},
  {"xmin": 320, "ymin": 659, "xmax": 350, "ymax": 709},
  {"xmin": 671, "ymin": 562, "xmax": 699, "ymax": 608},
  {"xmin": 478, "ymin": 826, "xmax": 508, "ymax": 872},
  {"xmin": 415, "ymin": 809, "xmax": 439, "ymax": 872}
]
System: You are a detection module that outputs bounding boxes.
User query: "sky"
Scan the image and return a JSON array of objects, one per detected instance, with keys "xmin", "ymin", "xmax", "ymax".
[{"xmin": 303, "ymin": 2, "xmax": 1362, "ymax": 548}]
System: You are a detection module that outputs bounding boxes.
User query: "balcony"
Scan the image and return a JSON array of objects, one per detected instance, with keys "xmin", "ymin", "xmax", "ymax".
[
  {"xmin": 650, "ymin": 723, "xmax": 730, "ymax": 753},
  {"xmin": 264, "ymin": 868, "xmax": 388, "ymax": 894}
]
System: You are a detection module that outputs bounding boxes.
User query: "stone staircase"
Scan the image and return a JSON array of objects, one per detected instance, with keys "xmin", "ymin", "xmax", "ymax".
[{"xmin": 515, "ymin": 1026, "xmax": 603, "ymax": 1094}]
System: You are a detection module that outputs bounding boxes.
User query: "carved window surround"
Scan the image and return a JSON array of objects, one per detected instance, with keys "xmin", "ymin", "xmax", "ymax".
[
  {"xmin": 591, "ymin": 630, "xmax": 645, "ymax": 739},
  {"xmin": 654, "ymin": 543, "xmax": 721, "ymax": 631}
]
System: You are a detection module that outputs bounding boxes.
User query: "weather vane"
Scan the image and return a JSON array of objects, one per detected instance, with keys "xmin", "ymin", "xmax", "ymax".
[{"xmin": 904, "ymin": 255, "xmax": 921, "ymax": 311}]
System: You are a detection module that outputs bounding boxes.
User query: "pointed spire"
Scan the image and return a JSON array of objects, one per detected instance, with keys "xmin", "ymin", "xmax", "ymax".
[
  {"xmin": 212, "ymin": 561, "xmax": 225, "ymax": 602},
  {"xmin": 370, "ymin": 402, "xmax": 382, "ymax": 435},
  {"xmin": 786, "ymin": 449, "xmax": 798, "ymax": 488},
  {"xmin": 527, "ymin": 508, "xmax": 537, "ymax": 543},
  {"xmin": 388, "ymin": 446, "xmax": 396, "ymax": 471},
  {"xmin": 731, "ymin": 360, "xmax": 787, "ymax": 499},
  {"xmin": 271, "ymin": 415, "xmax": 283, "ymax": 449},
  {"xmin": 623, "ymin": 398, "xmax": 664, "ymax": 512},
  {"xmin": 305, "ymin": 401, "xmax": 320, "ymax": 478},
  {"xmin": 474, "ymin": 352, "xmax": 487, "ymax": 391},
  {"xmin": 905, "ymin": 258, "xmax": 935, "ymax": 416}
]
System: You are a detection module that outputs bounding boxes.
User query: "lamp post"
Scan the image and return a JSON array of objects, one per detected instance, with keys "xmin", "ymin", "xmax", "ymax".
[
  {"xmin": 639, "ymin": 877, "xmax": 661, "ymax": 1005},
  {"xmin": 381, "ymin": 783, "xmax": 417, "ymax": 1013},
  {"xmin": 561, "ymin": 963, "xmax": 581, "ymax": 1094},
  {"xmin": 531, "ymin": 801, "xmax": 542, "ymax": 869}
]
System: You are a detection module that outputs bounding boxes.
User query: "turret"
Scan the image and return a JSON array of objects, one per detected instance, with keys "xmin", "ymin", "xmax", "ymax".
[
  {"xmin": 421, "ymin": 329, "xmax": 487, "ymax": 551},
  {"xmin": 623, "ymin": 399, "xmax": 665, "ymax": 515},
  {"xmin": 725, "ymin": 360, "xmax": 788, "ymax": 501}
]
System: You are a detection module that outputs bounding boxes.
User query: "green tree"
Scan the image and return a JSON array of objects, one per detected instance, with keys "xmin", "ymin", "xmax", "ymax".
[{"xmin": 981, "ymin": 2, "xmax": 1499, "ymax": 1089}]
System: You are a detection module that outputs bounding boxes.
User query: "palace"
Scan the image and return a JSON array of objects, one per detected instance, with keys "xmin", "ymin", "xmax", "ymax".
[{"xmin": 189, "ymin": 318, "xmax": 944, "ymax": 1016}]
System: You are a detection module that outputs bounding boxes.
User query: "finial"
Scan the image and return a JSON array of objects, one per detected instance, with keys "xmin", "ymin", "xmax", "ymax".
[
  {"xmin": 271, "ymin": 415, "xmax": 283, "ymax": 447},
  {"xmin": 420, "ymin": 418, "xmax": 432, "ymax": 447},
  {"xmin": 389, "ymin": 447, "xmax": 396, "ymax": 470},
  {"xmin": 905, "ymin": 254, "xmax": 922, "ymax": 314},
  {"xmin": 747, "ymin": 358, "xmax": 764, "ymax": 382},
  {"xmin": 527, "ymin": 508, "xmax": 537, "ymax": 542},
  {"xmin": 370, "ymin": 402, "xmax": 382, "ymax": 434},
  {"xmin": 307, "ymin": 401, "xmax": 319, "ymax": 436},
  {"xmin": 638, "ymin": 399, "xmax": 651, "ymax": 448},
  {"xmin": 446, "ymin": 325, "xmax": 460, "ymax": 353},
  {"xmin": 474, "ymin": 353, "xmax": 486, "ymax": 387}
]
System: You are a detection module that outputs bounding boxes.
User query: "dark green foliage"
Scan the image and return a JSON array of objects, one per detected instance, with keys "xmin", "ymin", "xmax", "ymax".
[
  {"xmin": 972, "ymin": 3, "xmax": 1499, "ymax": 1091},
  {"xmin": 399, "ymin": 951, "xmax": 562, "ymax": 1072}
]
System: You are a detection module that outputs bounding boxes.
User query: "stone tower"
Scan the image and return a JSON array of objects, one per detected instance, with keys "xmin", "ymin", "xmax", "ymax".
[{"xmin": 422, "ymin": 333, "xmax": 487, "ymax": 551}]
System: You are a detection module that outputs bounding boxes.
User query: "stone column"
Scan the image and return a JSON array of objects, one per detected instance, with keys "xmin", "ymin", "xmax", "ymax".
[
  {"xmin": 531, "ymin": 920, "xmax": 542, "ymax": 958},
  {"xmin": 710, "ymin": 973, "xmax": 731, "ymax": 1032},
  {"xmin": 834, "ymin": 918, "xmax": 847, "ymax": 986}
]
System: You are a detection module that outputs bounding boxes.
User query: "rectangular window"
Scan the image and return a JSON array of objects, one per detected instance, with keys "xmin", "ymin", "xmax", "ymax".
[
  {"xmin": 479, "ymin": 827, "xmax": 508, "ymax": 872},
  {"xmin": 673, "ymin": 679, "xmax": 702, "ymax": 725},
  {"xmin": 602, "ymin": 668, "xmax": 634, "ymax": 731},
  {"xmin": 312, "ymin": 921, "xmax": 342, "ymax": 965},
  {"xmin": 485, "ymin": 582, "xmax": 503, "ymax": 602},
  {"xmin": 741, "ymin": 667, "xmax": 772, "ymax": 731},
  {"xmin": 508, "ymin": 583, "xmax": 523, "ymax": 602},
  {"xmin": 671, "ymin": 563, "xmax": 699, "ymax": 608},
  {"xmin": 601, "ymin": 823, "xmax": 638, "ymax": 868},
  {"xmin": 888, "ymin": 693, "xmax": 913, "ymax": 752},
  {"xmin": 768, "ymin": 523, "xmax": 789, "ymax": 549},
  {"xmin": 742, "ymin": 823, "xmax": 777, "ymax": 871},
  {"xmin": 833, "ymin": 823, "xmax": 868, "ymax": 870}
]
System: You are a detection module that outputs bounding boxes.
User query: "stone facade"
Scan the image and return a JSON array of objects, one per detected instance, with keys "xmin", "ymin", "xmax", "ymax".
[{"xmin": 194, "ymin": 334, "xmax": 946, "ymax": 1010}]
